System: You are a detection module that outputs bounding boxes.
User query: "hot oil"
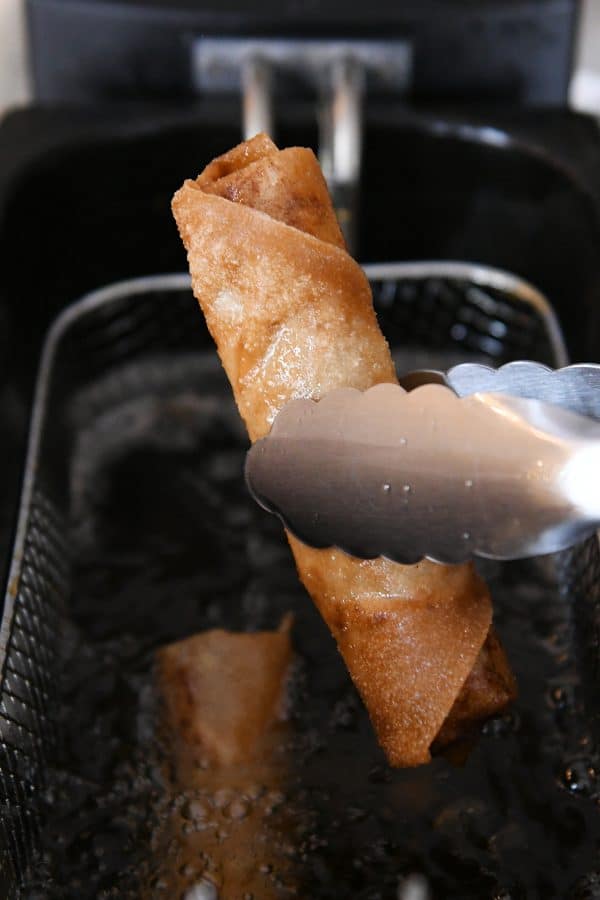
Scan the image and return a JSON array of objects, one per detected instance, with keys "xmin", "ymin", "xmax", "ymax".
[{"xmin": 21, "ymin": 358, "xmax": 600, "ymax": 900}]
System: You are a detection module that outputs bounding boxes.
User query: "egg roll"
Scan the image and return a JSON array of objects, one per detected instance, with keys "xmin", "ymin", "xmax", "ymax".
[
  {"xmin": 171, "ymin": 134, "xmax": 516, "ymax": 767},
  {"xmin": 152, "ymin": 619, "xmax": 294, "ymax": 898},
  {"xmin": 158, "ymin": 619, "xmax": 293, "ymax": 774}
]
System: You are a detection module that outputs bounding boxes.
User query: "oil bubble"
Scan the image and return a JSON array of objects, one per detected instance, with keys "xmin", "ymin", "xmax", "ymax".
[
  {"xmin": 182, "ymin": 880, "xmax": 218, "ymax": 900},
  {"xmin": 562, "ymin": 757, "xmax": 597, "ymax": 795}
]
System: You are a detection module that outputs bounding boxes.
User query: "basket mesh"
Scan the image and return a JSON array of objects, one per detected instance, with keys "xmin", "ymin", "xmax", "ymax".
[
  {"xmin": 0, "ymin": 269, "xmax": 595, "ymax": 897},
  {"xmin": 0, "ymin": 491, "xmax": 67, "ymax": 894},
  {"xmin": 370, "ymin": 273, "xmax": 557, "ymax": 365}
]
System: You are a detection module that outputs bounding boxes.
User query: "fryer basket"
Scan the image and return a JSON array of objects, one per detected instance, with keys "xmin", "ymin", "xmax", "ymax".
[{"xmin": 0, "ymin": 265, "xmax": 596, "ymax": 897}]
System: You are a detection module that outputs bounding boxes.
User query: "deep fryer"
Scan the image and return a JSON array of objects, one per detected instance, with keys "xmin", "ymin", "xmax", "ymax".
[
  {"xmin": 1, "ymin": 1, "xmax": 600, "ymax": 896},
  {"xmin": 1, "ymin": 268, "xmax": 599, "ymax": 897}
]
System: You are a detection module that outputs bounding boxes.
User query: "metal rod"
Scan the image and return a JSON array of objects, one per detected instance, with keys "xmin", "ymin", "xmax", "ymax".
[
  {"xmin": 242, "ymin": 56, "xmax": 274, "ymax": 141},
  {"xmin": 319, "ymin": 56, "xmax": 364, "ymax": 253}
]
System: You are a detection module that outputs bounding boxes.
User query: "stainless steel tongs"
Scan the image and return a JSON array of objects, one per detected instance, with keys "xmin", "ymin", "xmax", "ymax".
[{"xmin": 245, "ymin": 362, "xmax": 600, "ymax": 564}]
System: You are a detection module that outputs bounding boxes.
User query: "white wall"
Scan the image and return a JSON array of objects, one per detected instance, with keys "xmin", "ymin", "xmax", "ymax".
[
  {"xmin": 0, "ymin": 0, "xmax": 29, "ymax": 117},
  {"xmin": 571, "ymin": 0, "xmax": 600, "ymax": 112}
]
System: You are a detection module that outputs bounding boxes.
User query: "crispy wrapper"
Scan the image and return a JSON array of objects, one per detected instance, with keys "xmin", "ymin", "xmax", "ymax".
[
  {"xmin": 172, "ymin": 134, "xmax": 516, "ymax": 767},
  {"xmin": 157, "ymin": 617, "xmax": 293, "ymax": 774},
  {"xmin": 153, "ymin": 619, "xmax": 294, "ymax": 898}
]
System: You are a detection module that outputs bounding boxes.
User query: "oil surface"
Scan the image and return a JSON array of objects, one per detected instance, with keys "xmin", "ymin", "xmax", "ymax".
[{"xmin": 21, "ymin": 356, "xmax": 600, "ymax": 900}]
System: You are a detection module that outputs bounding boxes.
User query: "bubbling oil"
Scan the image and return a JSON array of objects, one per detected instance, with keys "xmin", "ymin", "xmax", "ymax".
[{"xmin": 21, "ymin": 376, "xmax": 600, "ymax": 900}]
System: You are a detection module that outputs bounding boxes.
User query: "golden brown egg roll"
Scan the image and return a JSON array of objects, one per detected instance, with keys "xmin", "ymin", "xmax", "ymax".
[
  {"xmin": 152, "ymin": 619, "xmax": 294, "ymax": 899},
  {"xmin": 157, "ymin": 618, "xmax": 293, "ymax": 774},
  {"xmin": 171, "ymin": 134, "xmax": 516, "ymax": 767}
]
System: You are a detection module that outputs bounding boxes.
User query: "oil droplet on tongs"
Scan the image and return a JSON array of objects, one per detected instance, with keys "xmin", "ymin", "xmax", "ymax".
[
  {"xmin": 382, "ymin": 483, "xmax": 391, "ymax": 494},
  {"xmin": 403, "ymin": 484, "xmax": 411, "ymax": 494}
]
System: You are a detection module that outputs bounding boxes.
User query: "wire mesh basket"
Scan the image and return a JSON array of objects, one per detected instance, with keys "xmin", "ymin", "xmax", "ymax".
[{"xmin": 1, "ymin": 264, "xmax": 597, "ymax": 898}]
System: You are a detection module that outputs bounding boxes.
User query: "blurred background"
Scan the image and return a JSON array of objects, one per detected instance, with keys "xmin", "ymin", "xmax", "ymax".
[
  {"xmin": 1, "ymin": 0, "xmax": 600, "ymax": 569},
  {"xmin": 4, "ymin": 1, "xmax": 600, "ymax": 116},
  {"xmin": 1, "ymin": 0, "xmax": 600, "ymax": 116}
]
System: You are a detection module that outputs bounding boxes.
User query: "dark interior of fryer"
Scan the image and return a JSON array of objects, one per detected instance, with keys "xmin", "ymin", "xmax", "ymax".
[
  {"xmin": 15, "ymin": 281, "xmax": 600, "ymax": 899},
  {"xmin": 2, "ymin": 97, "xmax": 600, "ymax": 898}
]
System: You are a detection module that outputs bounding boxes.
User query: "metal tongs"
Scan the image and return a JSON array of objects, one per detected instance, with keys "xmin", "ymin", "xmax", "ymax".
[{"xmin": 245, "ymin": 362, "xmax": 600, "ymax": 564}]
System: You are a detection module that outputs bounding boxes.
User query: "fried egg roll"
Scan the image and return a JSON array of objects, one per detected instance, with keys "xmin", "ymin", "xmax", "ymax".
[{"xmin": 171, "ymin": 134, "xmax": 516, "ymax": 767}]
